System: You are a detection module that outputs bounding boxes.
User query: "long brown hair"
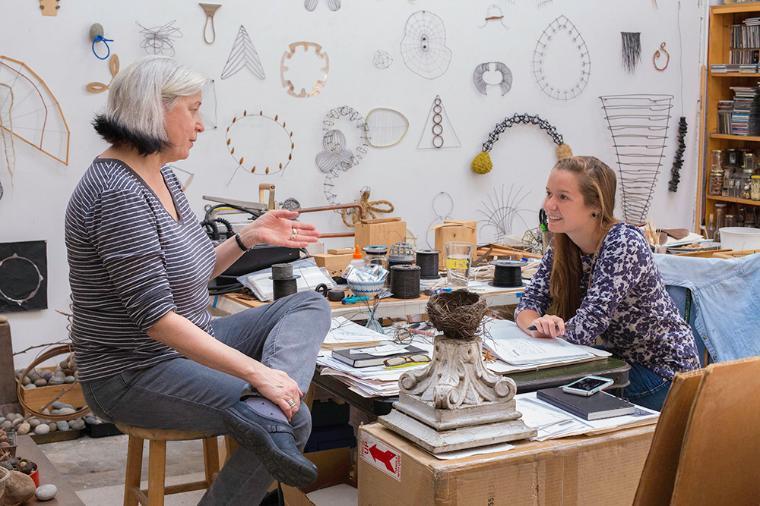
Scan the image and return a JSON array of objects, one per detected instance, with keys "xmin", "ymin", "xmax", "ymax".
[{"xmin": 548, "ymin": 156, "xmax": 618, "ymax": 320}]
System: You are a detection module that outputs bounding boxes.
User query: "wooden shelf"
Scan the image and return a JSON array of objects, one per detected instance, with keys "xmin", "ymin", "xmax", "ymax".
[
  {"xmin": 710, "ymin": 72, "xmax": 760, "ymax": 77},
  {"xmin": 712, "ymin": 3, "xmax": 760, "ymax": 15},
  {"xmin": 710, "ymin": 133, "xmax": 760, "ymax": 142},
  {"xmin": 706, "ymin": 195, "xmax": 760, "ymax": 206}
]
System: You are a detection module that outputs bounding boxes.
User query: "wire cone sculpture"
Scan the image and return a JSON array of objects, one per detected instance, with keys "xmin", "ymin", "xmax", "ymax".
[{"xmin": 599, "ymin": 94, "xmax": 673, "ymax": 225}]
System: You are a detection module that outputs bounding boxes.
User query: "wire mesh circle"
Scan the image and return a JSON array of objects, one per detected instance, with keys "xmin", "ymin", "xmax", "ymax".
[
  {"xmin": 532, "ymin": 15, "xmax": 591, "ymax": 101},
  {"xmin": 400, "ymin": 10, "xmax": 452, "ymax": 79}
]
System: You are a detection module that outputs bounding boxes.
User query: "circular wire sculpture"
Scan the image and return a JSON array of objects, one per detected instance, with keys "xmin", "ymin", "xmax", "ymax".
[
  {"xmin": 320, "ymin": 106, "xmax": 370, "ymax": 204},
  {"xmin": 372, "ymin": 50, "xmax": 393, "ymax": 69},
  {"xmin": 532, "ymin": 15, "xmax": 591, "ymax": 101},
  {"xmin": 473, "ymin": 62, "xmax": 513, "ymax": 96},
  {"xmin": 280, "ymin": 41, "xmax": 330, "ymax": 98},
  {"xmin": 400, "ymin": 10, "xmax": 452, "ymax": 80},
  {"xmin": 0, "ymin": 253, "xmax": 44, "ymax": 306},
  {"xmin": 470, "ymin": 113, "xmax": 572, "ymax": 174},
  {"xmin": 225, "ymin": 110, "xmax": 294, "ymax": 178},
  {"xmin": 366, "ymin": 107, "xmax": 409, "ymax": 148}
]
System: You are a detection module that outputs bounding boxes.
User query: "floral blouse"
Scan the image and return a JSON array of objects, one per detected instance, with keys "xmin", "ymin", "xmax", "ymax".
[{"xmin": 515, "ymin": 222, "xmax": 700, "ymax": 380}]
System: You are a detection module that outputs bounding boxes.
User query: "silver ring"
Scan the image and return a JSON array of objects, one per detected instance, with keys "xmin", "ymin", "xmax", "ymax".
[
  {"xmin": 287, "ymin": 399, "xmax": 296, "ymax": 407},
  {"xmin": 290, "ymin": 227, "xmax": 297, "ymax": 239}
]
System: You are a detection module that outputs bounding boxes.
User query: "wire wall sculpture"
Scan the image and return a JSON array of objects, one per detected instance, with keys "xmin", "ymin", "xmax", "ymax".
[
  {"xmin": 86, "ymin": 54, "xmax": 119, "ymax": 94},
  {"xmin": 0, "ymin": 241, "xmax": 47, "ymax": 312},
  {"xmin": 365, "ymin": 107, "xmax": 409, "ymax": 148},
  {"xmin": 400, "ymin": 10, "xmax": 452, "ymax": 80},
  {"xmin": 320, "ymin": 106, "xmax": 370, "ymax": 205},
  {"xmin": 418, "ymin": 95, "xmax": 460, "ymax": 150},
  {"xmin": 200, "ymin": 79, "xmax": 218, "ymax": 130},
  {"xmin": 478, "ymin": 5, "xmax": 508, "ymax": 31},
  {"xmin": 532, "ymin": 15, "xmax": 590, "ymax": 101},
  {"xmin": 304, "ymin": 0, "xmax": 341, "ymax": 11},
  {"xmin": 425, "ymin": 191, "xmax": 454, "ymax": 249},
  {"xmin": 137, "ymin": 20, "xmax": 182, "ymax": 56},
  {"xmin": 621, "ymin": 32, "xmax": 642, "ymax": 73},
  {"xmin": 652, "ymin": 42, "xmax": 670, "ymax": 71},
  {"xmin": 225, "ymin": 110, "xmax": 294, "ymax": 183},
  {"xmin": 599, "ymin": 94, "xmax": 674, "ymax": 225},
  {"xmin": 280, "ymin": 42, "xmax": 330, "ymax": 98},
  {"xmin": 0, "ymin": 83, "xmax": 16, "ymax": 192},
  {"xmin": 221, "ymin": 25, "xmax": 265, "ymax": 80},
  {"xmin": 199, "ymin": 3, "xmax": 221, "ymax": 44},
  {"xmin": 0, "ymin": 56, "xmax": 70, "ymax": 167},
  {"xmin": 471, "ymin": 113, "xmax": 572, "ymax": 175},
  {"xmin": 668, "ymin": 116, "xmax": 687, "ymax": 192},
  {"xmin": 473, "ymin": 62, "xmax": 512, "ymax": 96},
  {"xmin": 477, "ymin": 185, "xmax": 532, "ymax": 245},
  {"xmin": 373, "ymin": 50, "xmax": 393, "ymax": 70}
]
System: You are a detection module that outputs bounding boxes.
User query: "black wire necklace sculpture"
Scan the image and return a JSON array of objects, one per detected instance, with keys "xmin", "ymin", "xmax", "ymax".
[
  {"xmin": 221, "ymin": 25, "xmax": 266, "ymax": 80},
  {"xmin": 472, "ymin": 62, "xmax": 512, "ymax": 96},
  {"xmin": 599, "ymin": 94, "xmax": 674, "ymax": 225},
  {"xmin": 400, "ymin": 10, "xmax": 452, "ymax": 80},
  {"xmin": 668, "ymin": 0, "xmax": 687, "ymax": 193},
  {"xmin": 0, "ymin": 241, "xmax": 47, "ymax": 312},
  {"xmin": 471, "ymin": 113, "xmax": 572, "ymax": 175},
  {"xmin": 532, "ymin": 15, "xmax": 590, "ymax": 101},
  {"xmin": 621, "ymin": 32, "xmax": 642, "ymax": 73}
]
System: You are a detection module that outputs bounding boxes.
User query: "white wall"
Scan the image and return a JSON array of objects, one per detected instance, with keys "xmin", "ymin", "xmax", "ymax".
[{"xmin": 0, "ymin": 0, "xmax": 707, "ymax": 366}]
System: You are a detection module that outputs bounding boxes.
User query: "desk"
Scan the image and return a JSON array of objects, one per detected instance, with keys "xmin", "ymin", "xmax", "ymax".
[
  {"xmin": 15, "ymin": 435, "xmax": 85, "ymax": 505},
  {"xmin": 212, "ymin": 286, "xmax": 523, "ymax": 320},
  {"xmin": 312, "ymin": 357, "xmax": 630, "ymax": 418}
]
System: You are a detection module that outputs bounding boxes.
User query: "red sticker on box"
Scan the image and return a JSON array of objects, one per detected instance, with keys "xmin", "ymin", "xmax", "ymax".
[{"xmin": 360, "ymin": 433, "xmax": 401, "ymax": 481}]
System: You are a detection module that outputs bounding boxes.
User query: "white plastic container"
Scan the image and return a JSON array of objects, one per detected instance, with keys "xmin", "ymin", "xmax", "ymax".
[{"xmin": 719, "ymin": 227, "xmax": 760, "ymax": 251}]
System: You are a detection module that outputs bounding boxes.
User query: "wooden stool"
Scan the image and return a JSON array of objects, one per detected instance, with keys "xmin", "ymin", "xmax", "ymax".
[{"xmin": 116, "ymin": 424, "xmax": 226, "ymax": 506}]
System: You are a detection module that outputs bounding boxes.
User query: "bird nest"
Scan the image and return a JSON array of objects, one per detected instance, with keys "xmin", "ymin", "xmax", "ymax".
[{"xmin": 426, "ymin": 290, "xmax": 487, "ymax": 340}]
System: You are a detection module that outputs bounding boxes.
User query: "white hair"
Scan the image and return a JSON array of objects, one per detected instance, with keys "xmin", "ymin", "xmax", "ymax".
[{"xmin": 104, "ymin": 55, "xmax": 206, "ymax": 143}]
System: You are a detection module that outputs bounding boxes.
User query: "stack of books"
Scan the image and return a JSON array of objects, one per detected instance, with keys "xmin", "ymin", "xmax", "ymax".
[
  {"xmin": 718, "ymin": 100, "xmax": 734, "ymax": 134},
  {"xmin": 729, "ymin": 86, "xmax": 760, "ymax": 136}
]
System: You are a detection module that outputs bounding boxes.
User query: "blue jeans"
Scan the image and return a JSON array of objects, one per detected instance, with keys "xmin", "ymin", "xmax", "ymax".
[
  {"xmin": 621, "ymin": 362, "xmax": 672, "ymax": 411},
  {"xmin": 80, "ymin": 291, "xmax": 331, "ymax": 506}
]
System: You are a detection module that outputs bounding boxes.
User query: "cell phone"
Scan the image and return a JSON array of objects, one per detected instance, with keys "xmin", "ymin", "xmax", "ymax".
[{"xmin": 560, "ymin": 375, "xmax": 614, "ymax": 397}]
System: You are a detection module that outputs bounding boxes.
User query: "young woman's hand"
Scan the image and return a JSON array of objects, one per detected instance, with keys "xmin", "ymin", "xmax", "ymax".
[
  {"xmin": 241, "ymin": 209, "xmax": 320, "ymax": 249},
  {"xmin": 529, "ymin": 315, "xmax": 566, "ymax": 338}
]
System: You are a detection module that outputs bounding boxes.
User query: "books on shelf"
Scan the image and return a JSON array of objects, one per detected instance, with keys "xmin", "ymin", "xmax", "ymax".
[{"xmin": 536, "ymin": 387, "xmax": 636, "ymax": 421}]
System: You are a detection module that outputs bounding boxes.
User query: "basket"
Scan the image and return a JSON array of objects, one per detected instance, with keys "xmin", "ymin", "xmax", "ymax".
[
  {"xmin": 719, "ymin": 227, "xmax": 760, "ymax": 251},
  {"xmin": 347, "ymin": 279, "xmax": 385, "ymax": 299}
]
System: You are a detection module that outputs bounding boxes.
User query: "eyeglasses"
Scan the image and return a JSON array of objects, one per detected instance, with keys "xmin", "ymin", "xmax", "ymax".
[{"xmin": 383, "ymin": 354, "xmax": 431, "ymax": 368}]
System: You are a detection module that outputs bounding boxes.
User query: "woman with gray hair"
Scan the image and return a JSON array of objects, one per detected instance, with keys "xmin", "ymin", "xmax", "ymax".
[{"xmin": 65, "ymin": 55, "xmax": 330, "ymax": 504}]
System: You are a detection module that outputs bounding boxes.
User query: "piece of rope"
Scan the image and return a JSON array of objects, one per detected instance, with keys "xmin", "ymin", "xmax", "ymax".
[{"xmin": 340, "ymin": 189, "xmax": 394, "ymax": 227}]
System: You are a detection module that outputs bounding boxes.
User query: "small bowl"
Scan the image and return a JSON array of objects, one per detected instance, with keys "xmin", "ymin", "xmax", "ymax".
[{"xmin": 347, "ymin": 279, "xmax": 386, "ymax": 299}]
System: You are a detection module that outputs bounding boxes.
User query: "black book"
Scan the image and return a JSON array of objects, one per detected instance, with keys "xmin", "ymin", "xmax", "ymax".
[
  {"xmin": 331, "ymin": 344, "xmax": 427, "ymax": 368},
  {"xmin": 536, "ymin": 387, "xmax": 636, "ymax": 421}
]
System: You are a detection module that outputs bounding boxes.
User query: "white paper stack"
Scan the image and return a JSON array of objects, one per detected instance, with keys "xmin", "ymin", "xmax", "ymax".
[{"xmin": 483, "ymin": 320, "xmax": 610, "ymax": 371}]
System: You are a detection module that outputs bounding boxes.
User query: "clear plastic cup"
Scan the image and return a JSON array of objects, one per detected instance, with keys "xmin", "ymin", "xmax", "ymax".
[{"xmin": 445, "ymin": 242, "xmax": 473, "ymax": 288}]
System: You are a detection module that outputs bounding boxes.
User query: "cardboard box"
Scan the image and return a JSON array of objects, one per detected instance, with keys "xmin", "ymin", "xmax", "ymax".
[
  {"xmin": 433, "ymin": 220, "xmax": 477, "ymax": 269},
  {"xmin": 282, "ymin": 447, "xmax": 356, "ymax": 506},
  {"xmin": 358, "ymin": 422, "xmax": 655, "ymax": 506},
  {"xmin": 354, "ymin": 220, "xmax": 407, "ymax": 251},
  {"xmin": 313, "ymin": 253, "xmax": 354, "ymax": 276}
]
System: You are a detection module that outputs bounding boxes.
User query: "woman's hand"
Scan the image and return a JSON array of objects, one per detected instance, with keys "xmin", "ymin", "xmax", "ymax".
[
  {"xmin": 240, "ymin": 209, "xmax": 320, "ymax": 249},
  {"xmin": 249, "ymin": 365, "xmax": 304, "ymax": 422},
  {"xmin": 529, "ymin": 315, "xmax": 566, "ymax": 338}
]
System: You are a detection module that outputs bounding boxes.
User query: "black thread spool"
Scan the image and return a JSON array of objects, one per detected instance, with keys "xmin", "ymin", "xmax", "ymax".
[
  {"xmin": 271, "ymin": 263, "xmax": 299, "ymax": 300},
  {"xmin": 387, "ymin": 245, "xmax": 415, "ymax": 287},
  {"xmin": 415, "ymin": 249, "xmax": 440, "ymax": 279},
  {"xmin": 390, "ymin": 264, "xmax": 421, "ymax": 299},
  {"xmin": 491, "ymin": 260, "xmax": 523, "ymax": 288}
]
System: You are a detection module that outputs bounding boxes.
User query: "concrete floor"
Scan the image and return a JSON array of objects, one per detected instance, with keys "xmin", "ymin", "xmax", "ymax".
[{"xmin": 40, "ymin": 434, "xmax": 207, "ymax": 505}]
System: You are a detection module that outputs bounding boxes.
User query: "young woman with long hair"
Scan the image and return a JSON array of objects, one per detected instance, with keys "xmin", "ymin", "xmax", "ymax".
[{"xmin": 515, "ymin": 156, "xmax": 699, "ymax": 410}]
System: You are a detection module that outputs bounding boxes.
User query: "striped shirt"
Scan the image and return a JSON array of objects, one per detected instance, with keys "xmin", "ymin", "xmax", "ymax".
[{"xmin": 65, "ymin": 158, "xmax": 216, "ymax": 382}]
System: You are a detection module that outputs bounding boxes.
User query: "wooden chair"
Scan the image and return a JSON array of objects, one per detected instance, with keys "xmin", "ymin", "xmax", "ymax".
[{"xmin": 116, "ymin": 424, "xmax": 229, "ymax": 506}]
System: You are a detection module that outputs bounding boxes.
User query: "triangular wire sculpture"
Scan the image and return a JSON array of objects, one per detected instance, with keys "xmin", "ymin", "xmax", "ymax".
[
  {"xmin": 417, "ymin": 95, "xmax": 460, "ymax": 149},
  {"xmin": 221, "ymin": 25, "xmax": 266, "ymax": 80}
]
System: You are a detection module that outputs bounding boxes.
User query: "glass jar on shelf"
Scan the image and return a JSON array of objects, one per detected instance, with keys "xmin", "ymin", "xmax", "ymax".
[
  {"xmin": 723, "ymin": 149, "xmax": 739, "ymax": 197},
  {"xmin": 725, "ymin": 214, "xmax": 737, "ymax": 228},
  {"xmin": 709, "ymin": 149, "xmax": 724, "ymax": 196},
  {"xmin": 705, "ymin": 213, "xmax": 716, "ymax": 241},
  {"xmin": 752, "ymin": 175, "xmax": 760, "ymax": 201},
  {"xmin": 715, "ymin": 202, "xmax": 728, "ymax": 242}
]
